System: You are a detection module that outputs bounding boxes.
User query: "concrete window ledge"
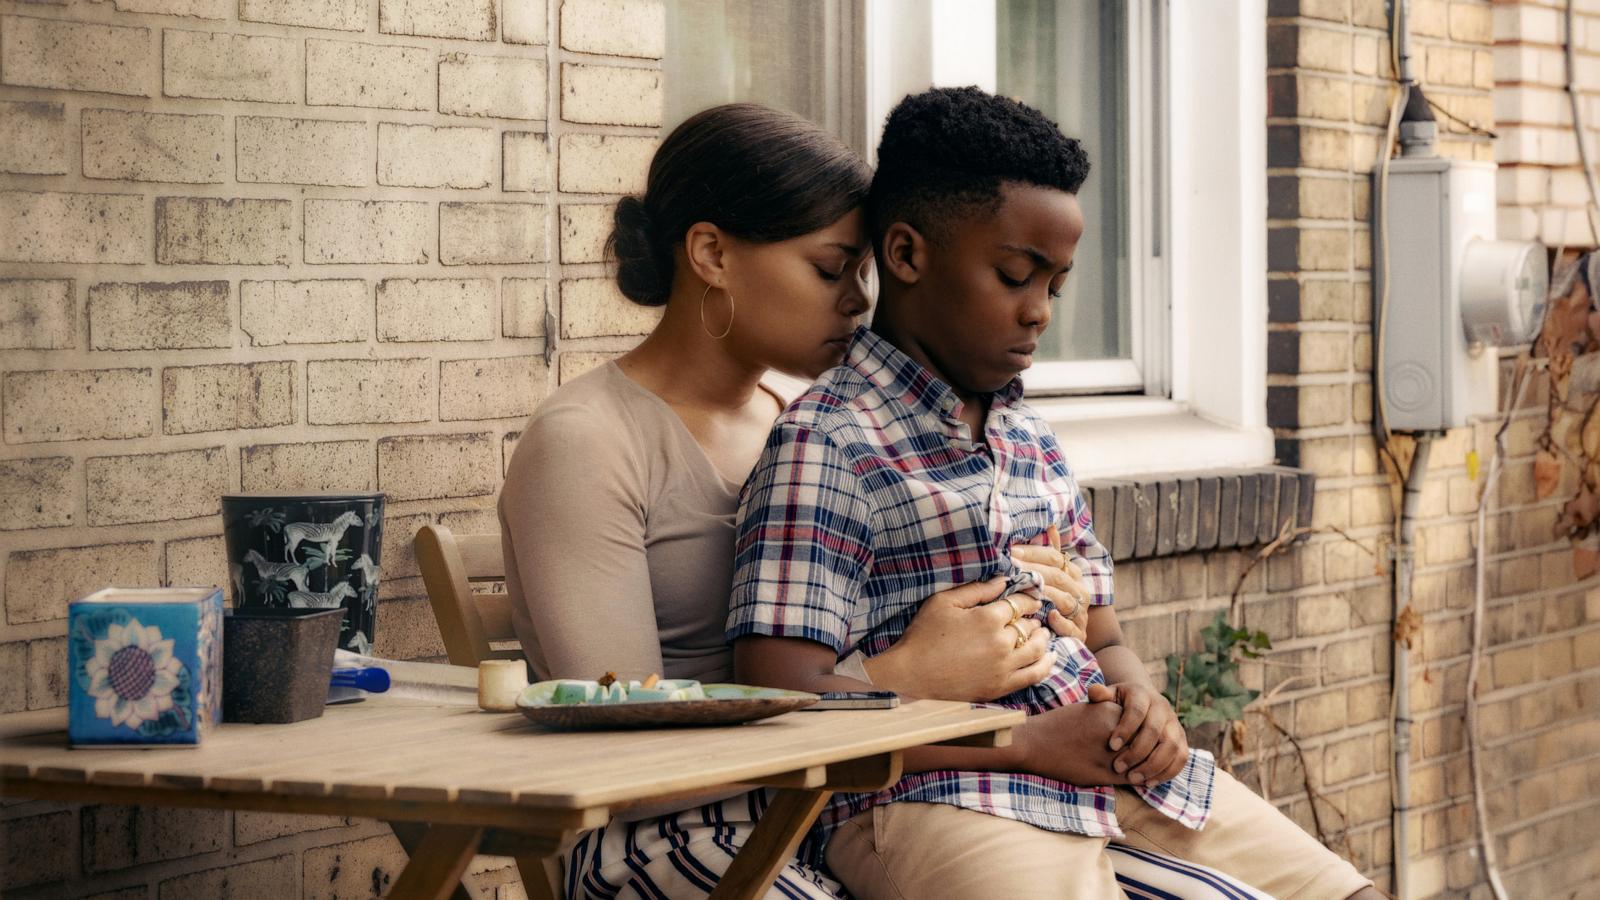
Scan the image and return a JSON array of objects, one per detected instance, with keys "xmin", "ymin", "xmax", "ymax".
[{"xmin": 1080, "ymin": 467, "xmax": 1315, "ymax": 563}]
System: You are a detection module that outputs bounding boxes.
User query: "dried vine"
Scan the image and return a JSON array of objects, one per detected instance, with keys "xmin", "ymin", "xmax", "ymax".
[{"xmin": 1534, "ymin": 253, "xmax": 1600, "ymax": 575}]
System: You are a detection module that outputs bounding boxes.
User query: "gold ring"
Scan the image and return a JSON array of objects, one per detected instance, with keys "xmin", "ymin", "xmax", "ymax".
[
  {"xmin": 1006, "ymin": 621, "xmax": 1028, "ymax": 649},
  {"xmin": 1058, "ymin": 550, "xmax": 1071, "ymax": 572},
  {"xmin": 1001, "ymin": 595, "xmax": 1023, "ymax": 622}
]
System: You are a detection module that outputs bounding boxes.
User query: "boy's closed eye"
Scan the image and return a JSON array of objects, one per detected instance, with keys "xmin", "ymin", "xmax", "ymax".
[
  {"xmin": 996, "ymin": 244, "xmax": 1073, "ymax": 299},
  {"xmin": 994, "ymin": 266, "xmax": 1072, "ymax": 299}
]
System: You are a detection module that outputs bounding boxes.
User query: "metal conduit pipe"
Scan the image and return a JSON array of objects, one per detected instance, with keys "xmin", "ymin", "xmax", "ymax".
[{"xmin": 1392, "ymin": 433, "xmax": 1433, "ymax": 899}]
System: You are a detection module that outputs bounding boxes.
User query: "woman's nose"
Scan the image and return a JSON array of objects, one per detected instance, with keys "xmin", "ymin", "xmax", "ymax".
[{"xmin": 845, "ymin": 262, "xmax": 877, "ymax": 317}]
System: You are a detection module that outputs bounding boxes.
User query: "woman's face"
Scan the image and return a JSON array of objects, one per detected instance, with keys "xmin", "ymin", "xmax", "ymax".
[{"xmin": 719, "ymin": 209, "xmax": 874, "ymax": 380}]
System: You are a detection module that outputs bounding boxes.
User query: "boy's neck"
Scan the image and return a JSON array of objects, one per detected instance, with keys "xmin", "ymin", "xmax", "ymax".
[{"xmin": 868, "ymin": 315, "xmax": 989, "ymax": 439}]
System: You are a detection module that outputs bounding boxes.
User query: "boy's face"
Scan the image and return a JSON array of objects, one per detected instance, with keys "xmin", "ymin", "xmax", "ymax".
[{"xmin": 908, "ymin": 182, "xmax": 1084, "ymax": 395}]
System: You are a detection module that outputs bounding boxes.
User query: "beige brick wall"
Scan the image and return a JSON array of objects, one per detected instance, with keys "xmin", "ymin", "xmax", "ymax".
[
  {"xmin": 1267, "ymin": 1, "xmax": 1600, "ymax": 897},
  {"xmin": 1494, "ymin": 0, "xmax": 1600, "ymax": 247},
  {"xmin": 0, "ymin": 0, "xmax": 660, "ymax": 894},
  {"xmin": 4, "ymin": 0, "xmax": 1596, "ymax": 897}
]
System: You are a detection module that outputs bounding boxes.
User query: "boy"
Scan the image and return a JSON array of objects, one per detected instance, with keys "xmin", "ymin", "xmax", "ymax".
[{"xmin": 727, "ymin": 87, "xmax": 1377, "ymax": 900}]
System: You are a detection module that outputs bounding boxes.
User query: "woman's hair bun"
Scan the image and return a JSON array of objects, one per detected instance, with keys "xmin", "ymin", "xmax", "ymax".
[
  {"xmin": 608, "ymin": 195, "xmax": 671, "ymax": 307},
  {"xmin": 605, "ymin": 104, "xmax": 870, "ymax": 310}
]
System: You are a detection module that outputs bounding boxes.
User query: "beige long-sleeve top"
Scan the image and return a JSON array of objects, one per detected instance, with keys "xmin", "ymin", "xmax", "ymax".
[
  {"xmin": 498, "ymin": 361, "xmax": 869, "ymax": 822},
  {"xmin": 499, "ymin": 361, "xmax": 750, "ymax": 684}
]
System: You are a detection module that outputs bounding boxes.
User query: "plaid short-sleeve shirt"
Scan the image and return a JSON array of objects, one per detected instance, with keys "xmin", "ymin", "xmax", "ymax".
[{"xmin": 727, "ymin": 327, "xmax": 1215, "ymax": 859}]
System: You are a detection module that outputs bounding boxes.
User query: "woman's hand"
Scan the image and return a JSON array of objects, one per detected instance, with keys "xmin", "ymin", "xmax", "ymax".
[
  {"xmin": 864, "ymin": 577, "xmax": 1054, "ymax": 702},
  {"xmin": 1009, "ymin": 544, "xmax": 1091, "ymax": 643}
]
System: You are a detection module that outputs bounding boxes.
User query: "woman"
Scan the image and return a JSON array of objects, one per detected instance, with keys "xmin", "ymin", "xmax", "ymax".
[{"xmin": 498, "ymin": 103, "xmax": 1087, "ymax": 899}]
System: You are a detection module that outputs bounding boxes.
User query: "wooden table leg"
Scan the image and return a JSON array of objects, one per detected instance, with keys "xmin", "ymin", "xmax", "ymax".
[
  {"xmin": 388, "ymin": 821, "xmax": 474, "ymax": 900},
  {"xmin": 387, "ymin": 824, "xmax": 485, "ymax": 900},
  {"xmin": 707, "ymin": 788, "xmax": 832, "ymax": 900},
  {"xmin": 515, "ymin": 852, "xmax": 563, "ymax": 900}
]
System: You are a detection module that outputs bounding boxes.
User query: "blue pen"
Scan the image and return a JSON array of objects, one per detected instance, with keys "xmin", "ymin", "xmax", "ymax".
[{"xmin": 329, "ymin": 666, "xmax": 391, "ymax": 693}]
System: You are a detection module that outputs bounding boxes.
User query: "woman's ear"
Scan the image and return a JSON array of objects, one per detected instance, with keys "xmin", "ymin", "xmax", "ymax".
[
  {"xmin": 682, "ymin": 222, "xmax": 727, "ymax": 288},
  {"xmin": 879, "ymin": 222, "xmax": 926, "ymax": 286}
]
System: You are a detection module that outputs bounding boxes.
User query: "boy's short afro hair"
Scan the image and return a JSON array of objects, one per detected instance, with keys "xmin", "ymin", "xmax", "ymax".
[{"xmin": 868, "ymin": 86, "xmax": 1090, "ymax": 247}]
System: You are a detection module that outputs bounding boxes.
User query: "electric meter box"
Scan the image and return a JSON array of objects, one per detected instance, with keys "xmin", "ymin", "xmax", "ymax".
[{"xmin": 1377, "ymin": 157, "xmax": 1547, "ymax": 432}]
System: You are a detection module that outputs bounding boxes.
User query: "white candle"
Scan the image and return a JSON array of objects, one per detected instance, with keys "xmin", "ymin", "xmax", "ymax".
[{"xmin": 477, "ymin": 659, "xmax": 529, "ymax": 711}]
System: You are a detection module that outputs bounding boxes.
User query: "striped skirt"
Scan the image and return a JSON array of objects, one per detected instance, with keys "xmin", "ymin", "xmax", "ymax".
[{"xmin": 566, "ymin": 791, "xmax": 1274, "ymax": 900}]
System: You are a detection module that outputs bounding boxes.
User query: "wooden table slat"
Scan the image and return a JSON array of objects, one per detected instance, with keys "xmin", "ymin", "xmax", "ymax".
[{"xmin": 1, "ymin": 699, "xmax": 1021, "ymax": 815}]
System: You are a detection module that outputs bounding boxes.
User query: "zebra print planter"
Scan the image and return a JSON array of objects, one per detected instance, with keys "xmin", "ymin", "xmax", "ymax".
[{"xmin": 221, "ymin": 493, "xmax": 385, "ymax": 656}]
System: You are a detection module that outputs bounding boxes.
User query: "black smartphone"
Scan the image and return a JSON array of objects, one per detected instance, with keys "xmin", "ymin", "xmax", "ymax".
[{"xmin": 803, "ymin": 691, "xmax": 900, "ymax": 710}]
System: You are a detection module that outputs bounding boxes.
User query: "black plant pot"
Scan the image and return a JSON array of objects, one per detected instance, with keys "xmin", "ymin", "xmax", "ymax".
[
  {"xmin": 222, "ymin": 607, "xmax": 344, "ymax": 724},
  {"xmin": 221, "ymin": 493, "xmax": 384, "ymax": 656}
]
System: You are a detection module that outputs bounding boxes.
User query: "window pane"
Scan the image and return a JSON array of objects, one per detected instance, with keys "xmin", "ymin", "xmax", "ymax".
[
  {"xmin": 663, "ymin": 1, "xmax": 859, "ymax": 149},
  {"xmin": 997, "ymin": 0, "xmax": 1132, "ymax": 363}
]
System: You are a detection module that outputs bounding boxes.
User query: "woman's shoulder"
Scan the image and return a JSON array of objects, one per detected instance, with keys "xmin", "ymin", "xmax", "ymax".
[{"xmin": 509, "ymin": 363, "xmax": 652, "ymax": 472}]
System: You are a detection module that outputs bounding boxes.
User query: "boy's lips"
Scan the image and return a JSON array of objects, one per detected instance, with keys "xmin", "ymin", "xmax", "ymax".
[{"xmin": 1007, "ymin": 343, "xmax": 1038, "ymax": 366}]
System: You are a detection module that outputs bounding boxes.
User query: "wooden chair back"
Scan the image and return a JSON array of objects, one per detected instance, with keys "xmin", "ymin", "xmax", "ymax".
[{"xmin": 414, "ymin": 525, "xmax": 523, "ymax": 667}]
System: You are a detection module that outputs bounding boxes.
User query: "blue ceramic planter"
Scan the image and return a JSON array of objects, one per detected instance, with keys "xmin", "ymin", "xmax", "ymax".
[{"xmin": 68, "ymin": 587, "xmax": 223, "ymax": 747}]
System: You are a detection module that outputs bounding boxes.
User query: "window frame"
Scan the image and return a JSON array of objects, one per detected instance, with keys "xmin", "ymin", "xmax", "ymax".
[
  {"xmin": 863, "ymin": 0, "xmax": 1169, "ymax": 398},
  {"xmin": 662, "ymin": 0, "xmax": 1272, "ymax": 478},
  {"xmin": 862, "ymin": 0, "xmax": 1272, "ymax": 478}
]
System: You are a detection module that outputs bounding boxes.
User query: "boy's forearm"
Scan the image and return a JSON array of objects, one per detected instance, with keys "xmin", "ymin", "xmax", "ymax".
[
  {"xmin": 903, "ymin": 708, "xmax": 1122, "ymax": 786},
  {"xmin": 1085, "ymin": 605, "xmax": 1149, "ymax": 689},
  {"xmin": 902, "ymin": 740, "xmax": 1027, "ymax": 774},
  {"xmin": 1094, "ymin": 642, "xmax": 1151, "ymax": 689}
]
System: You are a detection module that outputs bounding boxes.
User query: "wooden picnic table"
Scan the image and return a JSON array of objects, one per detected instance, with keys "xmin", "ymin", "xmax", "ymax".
[{"xmin": 0, "ymin": 695, "xmax": 1021, "ymax": 900}]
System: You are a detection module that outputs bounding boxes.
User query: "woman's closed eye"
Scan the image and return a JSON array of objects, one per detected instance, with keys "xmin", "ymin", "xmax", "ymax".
[{"xmin": 814, "ymin": 264, "xmax": 848, "ymax": 282}]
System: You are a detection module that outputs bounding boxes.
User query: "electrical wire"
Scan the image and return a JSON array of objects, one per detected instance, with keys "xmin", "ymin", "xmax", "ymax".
[
  {"xmin": 1466, "ymin": 360, "xmax": 1531, "ymax": 900},
  {"xmin": 1425, "ymin": 97, "xmax": 1497, "ymax": 139},
  {"xmin": 1376, "ymin": 9, "xmax": 1414, "ymax": 896},
  {"xmin": 1373, "ymin": 82, "xmax": 1407, "ymax": 452}
]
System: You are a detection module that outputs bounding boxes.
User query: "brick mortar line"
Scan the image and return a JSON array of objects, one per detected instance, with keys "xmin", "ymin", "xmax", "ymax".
[
  {"xmin": 1495, "ymin": 837, "xmax": 1600, "ymax": 879},
  {"xmin": 0, "ymin": 342, "xmax": 548, "ymax": 372},
  {"xmin": 0, "ymin": 418, "xmax": 532, "ymax": 461},
  {"xmin": 0, "ymin": 6, "xmax": 556, "ymax": 56},
  {"xmin": 1470, "ymin": 659, "xmax": 1600, "ymax": 708},
  {"xmin": 1406, "ymin": 791, "xmax": 1600, "ymax": 854}
]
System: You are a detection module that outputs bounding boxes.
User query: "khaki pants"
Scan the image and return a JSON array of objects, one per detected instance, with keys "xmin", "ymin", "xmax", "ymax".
[{"xmin": 825, "ymin": 769, "xmax": 1372, "ymax": 900}]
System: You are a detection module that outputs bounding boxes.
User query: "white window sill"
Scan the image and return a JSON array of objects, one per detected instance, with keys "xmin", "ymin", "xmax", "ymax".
[{"xmin": 1031, "ymin": 397, "xmax": 1277, "ymax": 481}]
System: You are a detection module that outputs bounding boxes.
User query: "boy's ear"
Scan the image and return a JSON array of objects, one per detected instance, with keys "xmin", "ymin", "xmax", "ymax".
[
  {"xmin": 683, "ymin": 221, "xmax": 728, "ymax": 288},
  {"xmin": 879, "ymin": 222, "xmax": 926, "ymax": 286}
]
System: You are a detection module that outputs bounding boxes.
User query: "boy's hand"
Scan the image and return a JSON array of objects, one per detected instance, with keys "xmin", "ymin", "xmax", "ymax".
[
  {"xmin": 1008, "ymin": 545, "xmax": 1090, "ymax": 641},
  {"xmin": 1014, "ymin": 693, "xmax": 1127, "ymax": 786},
  {"xmin": 1095, "ymin": 682, "xmax": 1189, "ymax": 785}
]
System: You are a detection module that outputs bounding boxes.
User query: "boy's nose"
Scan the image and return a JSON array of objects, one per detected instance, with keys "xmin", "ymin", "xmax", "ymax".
[{"xmin": 1021, "ymin": 292, "xmax": 1051, "ymax": 330}]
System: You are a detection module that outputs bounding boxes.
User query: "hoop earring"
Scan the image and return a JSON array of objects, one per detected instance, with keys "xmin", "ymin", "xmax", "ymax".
[{"xmin": 699, "ymin": 283, "xmax": 735, "ymax": 340}]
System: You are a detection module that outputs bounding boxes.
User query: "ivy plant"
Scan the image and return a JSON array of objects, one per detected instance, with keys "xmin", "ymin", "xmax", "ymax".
[{"xmin": 1163, "ymin": 611, "xmax": 1271, "ymax": 727}]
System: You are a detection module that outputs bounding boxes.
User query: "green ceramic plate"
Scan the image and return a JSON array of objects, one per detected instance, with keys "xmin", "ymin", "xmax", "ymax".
[{"xmin": 516, "ymin": 682, "xmax": 818, "ymax": 730}]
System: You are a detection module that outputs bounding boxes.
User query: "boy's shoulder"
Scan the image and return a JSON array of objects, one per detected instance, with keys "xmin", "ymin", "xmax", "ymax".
[{"xmin": 772, "ymin": 362, "xmax": 878, "ymax": 433}]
